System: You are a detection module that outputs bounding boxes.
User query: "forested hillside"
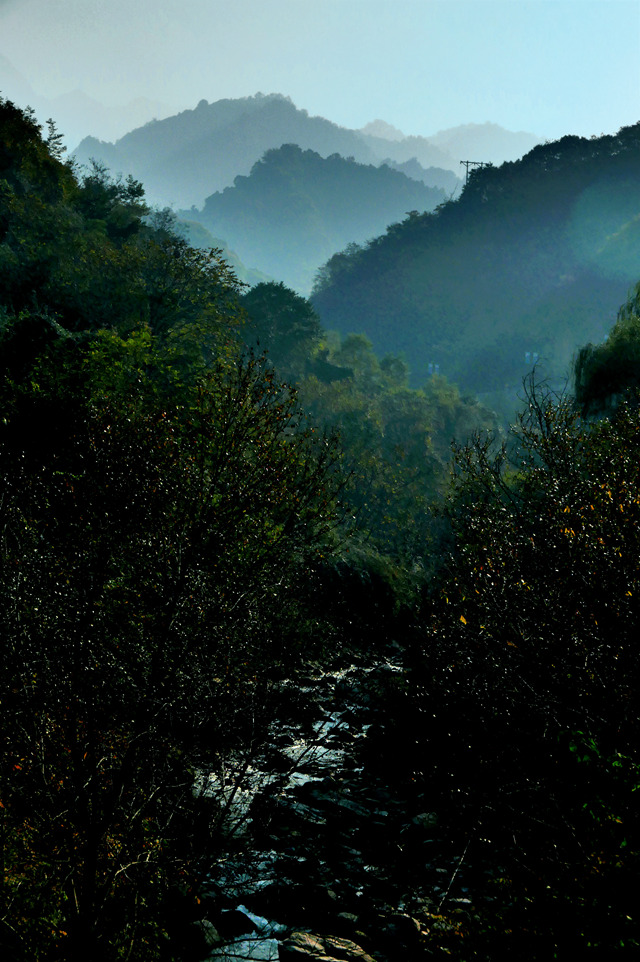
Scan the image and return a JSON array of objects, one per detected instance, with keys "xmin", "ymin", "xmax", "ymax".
[
  {"xmin": 185, "ymin": 145, "xmax": 445, "ymax": 293},
  {"xmin": 72, "ymin": 93, "xmax": 538, "ymax": 210},
  {"xmin": 312, "ymin": 123, "xmax": 640, "ymax": 411},
  {"xmin": 3, "ymin": 96, "xmax": 640, "ymax": 961},
  {"xmin": 74, "ymin": 94, "xmax": 379, "ymax": 208},
  {"xmin": 0, "ymin": 97, "xmax": 343, "ymax": 958},
  {"xmin": 0, "ymin": 97, "xmax": 492, "ymax": 958}
]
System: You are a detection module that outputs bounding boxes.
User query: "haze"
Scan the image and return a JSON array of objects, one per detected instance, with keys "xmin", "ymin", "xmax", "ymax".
[{"xmin": 1, "ymin": 0, "xmax": 638, "ymax": 146}]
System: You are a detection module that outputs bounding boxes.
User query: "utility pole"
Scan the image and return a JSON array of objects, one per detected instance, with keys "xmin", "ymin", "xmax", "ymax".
[{"xmin": 460, "ymin": 160, "xmax": 488, "ymax": 184}]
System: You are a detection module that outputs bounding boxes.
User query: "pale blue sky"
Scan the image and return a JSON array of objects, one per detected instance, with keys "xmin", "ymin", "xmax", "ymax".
[{"xmin": 1, "ymin": 0, "xmax": 638, "ymax": 139}]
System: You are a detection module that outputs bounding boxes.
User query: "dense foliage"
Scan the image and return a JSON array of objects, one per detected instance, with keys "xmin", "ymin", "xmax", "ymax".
[
  {"xmin": 0, "ymin": 98, "xmax": 345, "ymax": 960},
  {"xmin": 240, "ymin": 283, "xmax": 498, "ymax": 576},
  {"xmin": 574, "ymin": 278, "xmax": 640, "ymax": 415},
  {"xmin": 401, "ymin": 381, "xmax": 640, "ymax": 956},
  {"xmin": 4, "ymin": 93, "xmax": 640, "ymax": 961},
  {"xmin": 187, "ymin": 144, "xmax": 444, "ymax": 292},
  {"xmin": 312, "ymin": 124, "xmax": 640, "ymax": 406}
]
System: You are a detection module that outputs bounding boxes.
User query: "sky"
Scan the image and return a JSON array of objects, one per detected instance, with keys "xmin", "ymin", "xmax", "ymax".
[{"xmin": 0, "ymin": 0, "xmax": 638, "ymax": 142}]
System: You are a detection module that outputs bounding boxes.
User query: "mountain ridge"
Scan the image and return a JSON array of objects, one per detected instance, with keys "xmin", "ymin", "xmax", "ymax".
[
  {"xmin": 72, "ymin": 92, "xmax": 540, "ymax": 209},
  {"xmin": 183, "ymin": 142, "xmax": 445, "ymax": 292},
  {"xmin": 311, "ymin": 122, "xmax": 640, "ymax": 409}
]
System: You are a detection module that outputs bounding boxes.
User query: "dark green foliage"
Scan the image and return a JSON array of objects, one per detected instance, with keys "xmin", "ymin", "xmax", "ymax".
[
  {"xmin": 298, "ymin": 332, "xmax": 498, "ymax": 569},
  {"xmin": 406, "ymin": 385, "xmax": 640, "ymax": 954},
  {"xmin": 0, "ymin": 99, "xmax": 72, "ymax": 202},
  {"xmin": 0, "ymin": 97, "xmax": 244, "ymax": 347},
  {"xmin": 13, "ymin": 91, "xmax": 640, "ymax": 960},
  {"xmin": 574, "ymin": 279, "xmax": 640, "ymax": 415},
  {"xmin": 236, "ymin": 280, "xmax": 498, "ymax": 577},
  {"xmin": 312, "ymin": 124, "xmax": 640, "ymax": 402},
  {"xmin": 177, "ymin": 215, "xmax": 271, "ymax": 287},
  {"xmin": 0, "ymin": 101, "xmax": 345, "ymax": 960},
  {"xmin": 241, "ymin": 280, "xmax": 322, "ymax": 376},
  {"xmin": 189, "ymin": 144, "xmax": 444, "ymax": 292},
  {"xmin": 0, "ymin": 323, "xmax": 344, "ymax": 960}
]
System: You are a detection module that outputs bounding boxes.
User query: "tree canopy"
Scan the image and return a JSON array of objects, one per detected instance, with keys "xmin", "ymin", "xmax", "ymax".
[
  {"xmin": 574, "ymin": 279, "xmax": 640, "ymax": 415},
  {"xmin": 402, "ymin": 382, "xmax": 640, "ymax": 954},
  {"xmin": 311, "ymin": 123, "xmax": 640, "ymax": 409},
  {"xmin": 0, "ymin": 98, "xmax": 344, "ymax": 960}
]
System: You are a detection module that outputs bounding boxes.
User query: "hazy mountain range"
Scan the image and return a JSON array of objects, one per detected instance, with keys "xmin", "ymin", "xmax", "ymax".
[
  {"xmin": 181, "ymin": 143, "xmax": 445, "ymax": 292},
  {"xmin": 0, "ymin": 53, "xmax": 171, "ymax": 148},
  {"xmin": 71, "ymin": 92, "xmax": 541, "ymax": 209}
]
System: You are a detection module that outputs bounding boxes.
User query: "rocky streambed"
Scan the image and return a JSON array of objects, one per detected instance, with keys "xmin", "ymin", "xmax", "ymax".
[{"xmin": 186, "ymin": 656, "xmax": 478, "ymax": 962}]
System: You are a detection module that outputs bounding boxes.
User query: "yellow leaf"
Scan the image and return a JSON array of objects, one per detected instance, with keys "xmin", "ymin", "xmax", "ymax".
[{"xmin": 460, "ymin": 615, "xmax": 467, "ymax": 625}]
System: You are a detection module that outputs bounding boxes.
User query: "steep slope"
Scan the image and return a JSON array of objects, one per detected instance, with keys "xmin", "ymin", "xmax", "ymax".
[
  {"xmin": 186, "ymin": 144, "xmax": 445, "ymax": 293},
  {"xmin": 312, "ymin": 124, "xmax": 640, "ymax": 400}
]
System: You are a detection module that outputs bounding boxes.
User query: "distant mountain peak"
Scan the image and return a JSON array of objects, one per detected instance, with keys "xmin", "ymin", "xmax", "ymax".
[
  {"xmin": 72, "ymin": 94, "xmax": 539, "ymax": 209},
  {"xmin": 360, "ymin": 119, "xmax": 406, "ymax": 141},
  {"xmin": 428, "ymin": 122, "xmax": 542, "ymax": 165}
]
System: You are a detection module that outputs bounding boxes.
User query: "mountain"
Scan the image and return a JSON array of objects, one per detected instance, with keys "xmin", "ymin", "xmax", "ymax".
[
  {"xmin": 379, "ymin": 157, "xmax": 461, "ymax": 195},
  {"xmin": 357, "ymin": 121, "xmax": 541, "ymax": 181},
  {"xmin": 184, "ymin": 144, "xmax": 445, "ymax": 293},
  {"xmin": 74, "ymin": 94, "xmax": 382, "ymax": 208},
  {"xmin": 72, "ymin": 94, "xmax": 538, "ymax": 210},
  {"xmin": 359, "ymin": 119, "xmax": 406, "ymax": 141},
  {"xmin": 46, "ymin": 90, "xmax": 172, "ymax": 149},
  {"xmin": 0, "ymin": 54, "xmax": 170, "ymax": 149},
  {"xmin": 0, "ymin": 53, "xmax": 36, "ymax": 108},
  {"xmin": 428, "ymin": 122, "xmax": 542, "ymax": 166},
  {"xmin": 311, "ymin": 124, "xmax": 640, "ymax": 408}
]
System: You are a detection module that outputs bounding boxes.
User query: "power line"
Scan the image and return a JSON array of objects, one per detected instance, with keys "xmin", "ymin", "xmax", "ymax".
[{"xmin": 460, "ymin": 160, "xmax": 489, "ymax": 184}]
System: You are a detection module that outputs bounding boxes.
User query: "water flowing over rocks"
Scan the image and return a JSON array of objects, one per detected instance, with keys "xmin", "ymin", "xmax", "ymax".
[{"xmin": 185, "ymin": 655, "xmax": 477, "ymax": 961}]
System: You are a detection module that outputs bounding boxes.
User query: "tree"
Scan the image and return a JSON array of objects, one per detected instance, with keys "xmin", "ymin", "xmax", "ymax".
[
  {"xmin": 574, "ymin": 279, "xmax": 640, "ymax": 415},
  {"xmin": 241, "ymin": 281, "xmax": 321, "ymax": 377},
  {"xmin": 408, "ymin": 383, "xmax": 640, "ymax": 954},
  {"xmin": 0, "ymin": 102, "xmax": 345, "ymax": 958},
  {"xmin": 1, "ymin": 99, "xmax": 245, "ymax": 352},
  {"xmin": 0, "ymin": 325, "xmax": 343, "ymax": 961}
]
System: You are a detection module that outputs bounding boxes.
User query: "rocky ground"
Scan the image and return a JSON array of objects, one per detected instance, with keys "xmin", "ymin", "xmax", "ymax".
[{"xmin": 182, "ymin": 655, "xmax": 486, "ymax": 961}]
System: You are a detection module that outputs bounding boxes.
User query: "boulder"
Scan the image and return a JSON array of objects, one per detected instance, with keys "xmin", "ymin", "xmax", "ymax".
[
  {"xmin": 215, "ymin": 908, "xmax": 259, "ymax": 938},
  {"xmin": 279, "ymin": 931, "xmax": 377, "ymax": 962}
]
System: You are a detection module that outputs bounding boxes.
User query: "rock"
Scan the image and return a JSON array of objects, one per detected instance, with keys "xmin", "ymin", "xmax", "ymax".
[
  {"xmin": 215, "ymin": 907, "xmax": 259, "ymax": 938},
  {"xmin": 383, "ymin": 912, "xmax": 422, "ymax": 942},
  {"xmin": 332, "ymin": 912, "xmax": 363, "ymax": 940},
  {"xmin": 279, "ymin": 931, "xmax": 378, "ymax": 962},
  {"xmin": 374, "ymin": 911, "xmax": 429, "ymax": 958},
  {"xmin": 279, "ymin": 932, "xmax": 327, "ymax": 959},
  {"xmin": 323, "ymin": 934, "xmax": 378, "ymax": 962},
  {"xmin": 411, "ymin": 812, "xmax": 439, "ymax": 829},
  {"xmin": 182, "ymin": 918, "xmax": 222, "ymax": 960}
]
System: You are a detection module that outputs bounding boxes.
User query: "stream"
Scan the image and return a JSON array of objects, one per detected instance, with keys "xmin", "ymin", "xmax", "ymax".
[{"xmin": 186, "ymin": 657, "xmax": 475, "ymax": 961}]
